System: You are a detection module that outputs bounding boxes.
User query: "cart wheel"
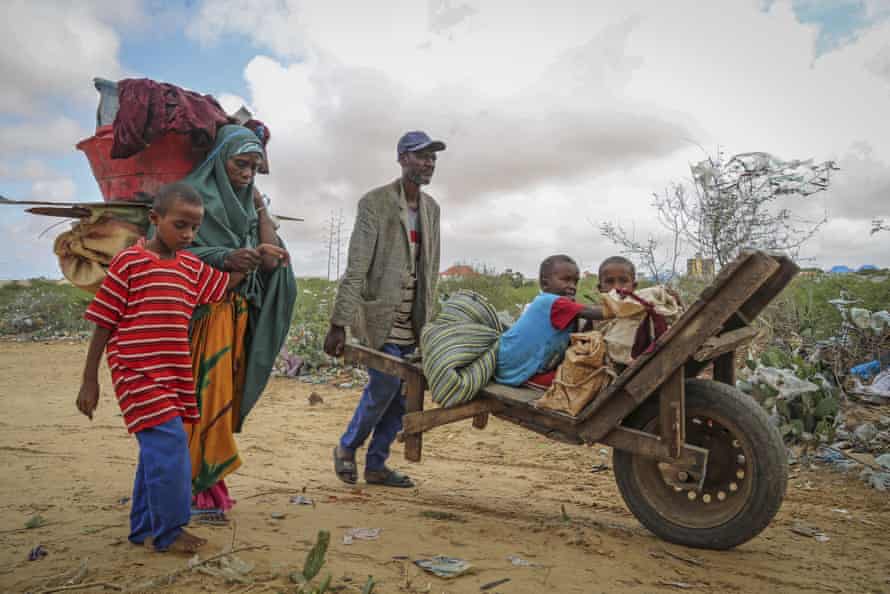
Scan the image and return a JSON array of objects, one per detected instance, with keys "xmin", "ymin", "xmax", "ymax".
[{"xmin": 613, "ymin": 379, "xmax": 787, "ymax": 550}]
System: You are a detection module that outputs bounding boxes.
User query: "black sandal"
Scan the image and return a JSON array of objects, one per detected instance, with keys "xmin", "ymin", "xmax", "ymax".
[
  {"xmin": 365, "ymin": 467, "xmax": 415, "ymax": 488},
  {"xmin": 333, "ymin": 446, "xmax": 358, "ymax": 484}
]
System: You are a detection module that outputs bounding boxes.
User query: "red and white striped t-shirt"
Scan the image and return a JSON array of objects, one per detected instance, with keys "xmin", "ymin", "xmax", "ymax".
[{"xmin": 84, "ymin": 244, "xmax": 229, "ymax": 433}]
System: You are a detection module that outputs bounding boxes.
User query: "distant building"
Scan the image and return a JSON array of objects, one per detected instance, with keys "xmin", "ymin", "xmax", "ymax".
[
  {"xmin": 858, "ymin": 264, "xmax": 878, "ymax": 272},
  {"xmin": 828, "ymin": 265, "xmax": 853, "ymax": 274},
  {"xmin": 686, "ymin": 255, "xmax": 715, "ymax": 279},
  {"xmin": 798, "ymin": 267, "xmax": 823, "ymax": 277},
  {"xmin": 440, "ymin": 264, "xmax": 478, "ymax": 280}
]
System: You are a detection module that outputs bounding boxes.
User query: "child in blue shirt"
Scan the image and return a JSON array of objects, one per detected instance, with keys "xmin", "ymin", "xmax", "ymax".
[{"xmin": 496, "ymin": 255, "xmax": 612, "ymax": 387}]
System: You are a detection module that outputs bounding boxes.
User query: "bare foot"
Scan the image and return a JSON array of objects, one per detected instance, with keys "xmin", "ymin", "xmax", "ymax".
[{"xmin": 151, "ymin": 529, "xmax": 207, "ymax": 554}]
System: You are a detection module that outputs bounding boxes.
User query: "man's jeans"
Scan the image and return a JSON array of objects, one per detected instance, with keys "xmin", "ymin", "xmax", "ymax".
[{"xmin": 339, "ymin": 343, "xmax": 414, "ymax": 471}]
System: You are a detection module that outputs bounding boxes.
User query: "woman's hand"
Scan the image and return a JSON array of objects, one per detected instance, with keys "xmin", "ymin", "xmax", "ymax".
[
  {"xmin": 252, "ymin": 187, "xmax": 266, "ymax": 209},
  {"xmin": 257, "ymin": 243, "xmax": 289, "ymax": 268},
  {"xmin": 224, "ymin": 248, "xmax": 262, "ymax": 273}
]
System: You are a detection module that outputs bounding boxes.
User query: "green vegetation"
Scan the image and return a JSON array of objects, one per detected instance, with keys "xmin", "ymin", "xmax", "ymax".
[
  {"xmin": 0, "ymin": 280, "xmax": 93, "ymax": 338},
  {"xmin": 2, "ymin": 269, "xmax": 888, "ymax": 384}
]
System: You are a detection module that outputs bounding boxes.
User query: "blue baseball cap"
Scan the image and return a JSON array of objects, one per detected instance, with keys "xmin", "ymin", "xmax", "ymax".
[{"xmin": 397, "ymin": 131, "xmax": 446, "ymax": 156}]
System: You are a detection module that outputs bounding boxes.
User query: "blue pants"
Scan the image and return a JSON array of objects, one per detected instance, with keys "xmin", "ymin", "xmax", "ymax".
[
  {"xmin": 340, "ymin": 343, "xmax": 414, "ymax": 471},
  {"xmin": 129, "ymin": 416, "xmax": 192, "ymax": 550}
]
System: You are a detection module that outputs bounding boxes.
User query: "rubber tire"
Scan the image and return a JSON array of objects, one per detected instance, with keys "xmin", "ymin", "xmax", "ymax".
[{"xmin": 613, "ymin": 379, "xmax": 787, "ymax": 550}]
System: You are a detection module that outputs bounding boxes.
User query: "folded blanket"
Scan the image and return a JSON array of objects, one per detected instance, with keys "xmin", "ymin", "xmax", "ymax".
[{"xmin": 421, "ymin": 290, "xmax": 503, "ymax": 408}]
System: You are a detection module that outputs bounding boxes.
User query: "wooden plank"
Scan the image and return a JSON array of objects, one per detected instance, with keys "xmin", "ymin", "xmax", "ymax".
[
  {"xmin": 479, "ymin": 382, "xmax": 585, "ymax": 424},
  {"xmin": 737, "ymin": 255, "xmax": 799, "ymax": 323},
  {"xmin": 402, "ymin": 399, "xmax": 504, "ymax": 434},
  {"xmin": 579, "ymin": 253, "xmax": 780, "ymax": 443},
  {"xmin": 344, "ymin": 344, "xmax": 424, "ymax": 385},
  {"xmin": 713, "ymin": 351, "xmax": 736, "ymax": 386},
  {"xmin": 479, "ymin": 383, "xmax": 545, "ymax": 405},
  {"xmin": 403, "ymin": 372, "xmax": 425, "ymax": 462},
  {"xmin": 493, "ymin": 405, "xmax": 579, "ymax": 434},
  {"xmin": 602, "ymin": 426, "xmax": 708, "ymax": 469},
  {"xmin": 692, "ymin": 326, "xmax": 759, "ymax": 362},
  {"xmin": 659, "ymin": 367, "xmax": 685, "ymax": 459},
  {"xmin": 624, "ymin": 253, "xmax": 778, "ymax": 402},
  {"xmin": 493, "ymin": 408, "xmax": 584, "ymax": 444}
]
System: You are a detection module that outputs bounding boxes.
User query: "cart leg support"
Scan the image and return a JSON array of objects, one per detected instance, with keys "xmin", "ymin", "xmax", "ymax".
[
  {"xmin": 660, "ymin": 367, "xmax": 685, "ymax": 459},
  {"xmin": 403, "ymin": 373, "xmax": 424, "ymax": 462}
]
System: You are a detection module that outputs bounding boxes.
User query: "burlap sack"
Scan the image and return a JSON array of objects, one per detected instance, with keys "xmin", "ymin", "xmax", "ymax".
[
  {"xmin": 599, "ymin": 286, "xmax": 682, "ymax": 364},
  {"xmin": 535, "ymin": 331, "xmax": 616, "ymax": 416},
  {"xmin": 54, "ymin": 211, "xmax": 144, "ymax": 293}
]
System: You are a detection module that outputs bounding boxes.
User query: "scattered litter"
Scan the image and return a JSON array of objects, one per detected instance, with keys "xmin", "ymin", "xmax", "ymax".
[
  {"xmin": 195, "ymin": 554, "xmax": 255, "ymax": 584},
  {"xmin": 27, "ymin": 545, "xmax": 47, "ymax": 561},
  {"xmin": 851, "ymin": 369, "xmax": 890, "ymax": 402},
  {"xmin": 193, "ymin": 511, "xmax": 228, "ymax": 526},
  {"xmin": 657, "ymin": 580, "xmax": 694, "ymax": 589},
  {"xmin": 862, "ymin": 470, "xmax": 890, "ymax": 491},
  {"xmin": 270, "ymin": 512, "xmax": 286, "ymax": 520},
  {"xmin": 831, "ymin": 508, "xmax": 850, "ymax": 515},
  {"xmin": 343, "ymin": 528, "xmax": 381, "ymax": 545},
  {"xmin": 590, "ymin": 463, "xmax": 610, "ymax": 473},
  {"xmin": 117, "ymin": 497, "xmax": 130, "ymax": 505},
  {"xmin": 876, "ymin": 454, "xmax": 890, "ymax": 470},
  {"xmin": 481, "ymin": 577, "xmax": 511, "ymax": 590},
  {"xmin": 507, "ymin": 555, "xmax": 539, "ymax": 567},
  {"xmin": 790, "ymin": 521, "xmax": 829, "ymax": 542},
  {"xmin": 290, "ymin": 495, "xmax": 314, "ymax": 506},
  {"xmin": 25, "ymin": 515, "xmax": 46, "ymax": 529},
  {"xmin": 338, "ymin": 382, "xmax": 355, "ymax": 389},
  {"xmin": 850, "ymin": 360, "xmax": 880, "ymax": 381},
  {"xmin": 854, "ymin": 423, "xmax": 878, "ymax": 444},
  {"xmin": 414, "ymin": 556, "xmax": 472, "ymax": 579},
  {"xmin": 308, "ymin": 392, "xmax": 324, "ymax": 406},
  {"xmin": 814, "ymin": 447, "xmax": 861, "ymax": 473}
]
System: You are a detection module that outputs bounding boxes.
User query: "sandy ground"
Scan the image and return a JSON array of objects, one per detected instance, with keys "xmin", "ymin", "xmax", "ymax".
[{"xmin": 1, "ymin": 342, "xmax": 889, "ymax": 594}]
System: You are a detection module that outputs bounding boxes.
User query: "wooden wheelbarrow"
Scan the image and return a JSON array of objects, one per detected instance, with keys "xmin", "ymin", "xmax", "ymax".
[{"xmin": 345, "ymin": 250, "xmax": 797, "ymax": 550}]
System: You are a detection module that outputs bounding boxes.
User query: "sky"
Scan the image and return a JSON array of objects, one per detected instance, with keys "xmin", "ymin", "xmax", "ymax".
[{"xmin": 1, "ymin": 0, "xmax": 889, "ymax": 279}]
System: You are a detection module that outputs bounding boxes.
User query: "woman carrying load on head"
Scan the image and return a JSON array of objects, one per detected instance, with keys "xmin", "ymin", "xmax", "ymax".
[{"xmin": 180, "ymin": 124, "xmax": 297, "ymax": 512}]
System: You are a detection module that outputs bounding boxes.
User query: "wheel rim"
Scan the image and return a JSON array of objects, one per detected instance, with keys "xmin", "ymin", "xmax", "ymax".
[{"xmin": 628, "ymin": 407, "xmax": 756, "ymax": 529}]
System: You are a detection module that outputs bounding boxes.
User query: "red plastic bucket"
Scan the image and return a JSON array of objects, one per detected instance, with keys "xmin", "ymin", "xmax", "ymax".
[{"xmin": 76, "ymin": 125, "xmax": 205, "ymax": 202}]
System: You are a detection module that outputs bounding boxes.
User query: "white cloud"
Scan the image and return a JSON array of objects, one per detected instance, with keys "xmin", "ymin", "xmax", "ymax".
[
  {"xmin": 185, "ymin": 0, "xmax": 890, "ymax": 274},
  {"xmin": 186, "ymin": 0, "xmax": 307, "ymax": 58},
  {"xmin": 30, "ymin": 178, "xmax": 77, "ymax": 202},
  {"xmin": 0, "ymin": 1, "xmax": 131, "ymax": 115},
  {"xmin": 0, "ymin": 160, "xmax": 57, "ymax": 181},
  {"xmin": 5, "ymin": 0, "xmax": 890, "ymax": 278},
  {"xmin": 0, "ymin": 213, "xmax": 65, "ymax": 280},
  {"xmin": 0, "ymin": 118, "xmax": 87, "ymax": 157}
]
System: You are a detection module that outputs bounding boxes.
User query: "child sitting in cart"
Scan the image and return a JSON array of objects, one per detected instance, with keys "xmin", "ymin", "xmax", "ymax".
[
  {"xmin": 75, "ymin": 182, "xmax": 287, "ymax": 554},
  {"xmin": 595, "ymin": 255, "xmax": 683, "ymax": 366},
  {"xmin": 495, "ymin": 255, "xmax": 614, "ymax": 388}
]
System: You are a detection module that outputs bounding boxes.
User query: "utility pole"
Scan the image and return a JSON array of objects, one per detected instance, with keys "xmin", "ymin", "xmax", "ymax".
[
  {"xmin": 335, "ymin": 209, "xmax": 344, "ymax": 280},
  {"xmin": 326, "ymin": 211, "xmax": 335, "ymax": 281}
]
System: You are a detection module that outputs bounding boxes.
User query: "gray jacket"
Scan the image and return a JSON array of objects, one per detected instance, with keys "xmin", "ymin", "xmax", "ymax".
[{"xmin": 331, "ymin": 179, "xmax": 441, "ymax": 349}]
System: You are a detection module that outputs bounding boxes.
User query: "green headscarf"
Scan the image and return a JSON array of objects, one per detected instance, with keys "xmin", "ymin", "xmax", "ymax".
[{"xmin": 184, "ymin": 124, "xmax": 298, "ymax": 431}]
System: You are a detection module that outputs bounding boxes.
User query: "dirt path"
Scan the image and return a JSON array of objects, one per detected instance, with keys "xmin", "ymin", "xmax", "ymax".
[{"xmin": 1, "ymin": 342, "xmax": 888, "ymax": 593}]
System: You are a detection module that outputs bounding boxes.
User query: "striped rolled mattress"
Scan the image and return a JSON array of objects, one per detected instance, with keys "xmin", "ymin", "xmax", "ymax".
[{"xmin": 421, "ymin": 290, "xmax": 504, "ymax": 408}]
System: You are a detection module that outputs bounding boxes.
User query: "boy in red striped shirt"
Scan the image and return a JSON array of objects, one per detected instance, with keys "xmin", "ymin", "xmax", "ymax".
[{"xmin": 76, "ymin": 182, "xmax": 287, "ymax": 554}]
